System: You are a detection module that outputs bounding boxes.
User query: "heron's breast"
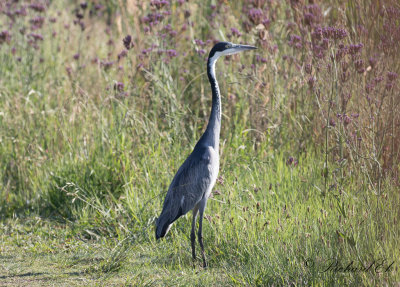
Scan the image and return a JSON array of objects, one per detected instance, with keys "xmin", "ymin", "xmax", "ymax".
[{"xmin": 205, "ymin": 146, "xmax": 219, "ymax": 197}]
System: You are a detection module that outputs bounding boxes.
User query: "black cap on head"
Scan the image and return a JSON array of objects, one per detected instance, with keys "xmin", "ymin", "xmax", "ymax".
[{"xmin": 208, "ymin": 41, "xmax": 257, "ymax": 59}]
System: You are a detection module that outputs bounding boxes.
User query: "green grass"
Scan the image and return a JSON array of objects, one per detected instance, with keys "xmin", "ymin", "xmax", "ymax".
[
  {"xmin": 1, "ymin": 0, "xmax": 399, "ymax": 285},
  {"xmin": 1, "ymin": 151, "xmax": 399, "ymax": 285}
]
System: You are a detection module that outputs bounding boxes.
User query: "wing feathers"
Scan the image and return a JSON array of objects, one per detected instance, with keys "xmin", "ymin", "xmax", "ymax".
[{"xmin": 155, "ymin": 146, "xmax": 217, "ymax": 239}]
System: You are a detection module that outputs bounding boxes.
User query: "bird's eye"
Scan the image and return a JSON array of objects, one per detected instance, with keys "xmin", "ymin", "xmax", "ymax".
[{"xmin": 225, "ymin": 44, "xmax": 232, "ymax": 49}]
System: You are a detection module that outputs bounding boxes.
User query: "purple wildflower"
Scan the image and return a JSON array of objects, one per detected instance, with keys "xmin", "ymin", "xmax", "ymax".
[
  {"xmin": 75, "ymin": 12, "xmax": 84, "ymax": 20},
  {"xmin": 368, "ymin": 57, "xmax": 377, "ymax": 69},
  {"xmin": 248, "ymin": 8, "xmax": 263, "ymax": 24},
  {"xmin": 304, "ymin": 13, "xmax": 314, "ymax": 26},
  {"xmin": 141, "ymin": 48, "xmax": 151, "ymax": 55},
  {"xmin": 365, "ymin": 82, "xmax": 375, "ymax": 94},
  {"xmin": 374, "ymin": 76, "xmax": 384, "ymax": 84},
  {"xmin": 262, "ymin": 18, "xmax": 271, "ymax": 28},
  {"xmin": 184, "ymin": 9, "xmax": 191, "ymax": 18},
  {"xmin": 117, "ymin": 50, "xmax": 128, "ymax": 61},
  {"xmin": 387, "ymin": 72, "xmax": 398, "ymax": 81},
  {"xmin": 30, "ymin": 16, "xmax": 45, "ymax": 28},
  {"xmin": 66, "ymin": 66, "xmax": 72, "ymax": 76},
  {"xmin": 114, "ymin": 82, "xmax": 124, "ymax": 92},
  {"xmin": 28, "ymin": 33, "xmax": 44, "ymax": 41},
  {"xmin": 348, "ymin": 43, "xmax": 363, "ymax": 55},
  {"xmin": 29, "ymin": 3, "xmax": 46, "ymax": 12},
  {"xmin": 95, "ymin": 4, "xmax": 103, "ymax": 10},
  {"xmin": 290, "ymin": 35, "xmax": 301, "ymax": 43},
  {"xmin": 342, "ymin": 93, "xmax": 351, "ymax": 104},
  {"xmin": 322, "ymin": 27, "xmax": 347, "ymax": 40},
  {"xmin": 305, "ymin": 63, "xmax": 312, "ymax": 74},
  {"xmin": 312, "ymin": 45, "xmax": 325, "ymax": 59},
  {"xmin": 341, "ymin": 60, "xmax": 349, "ymax": 72},
  {"xmin": 0, "ymin": 30, "xmax": 11, "ymax": 45},
  {"xmin": 78, "ymin": 21, "xmax": 85, "ymax": 31},
  {"xmin": 321, "ymin": 38, "xmax": 329, "ymax": 50},
  {"xmin": 123, "ymin": 35, "xmax": 134, "ymax": 50},
  {"xmin": 341, "ymin": 71, "xmax": 349, "ymax": 83},
  {"xmin": 311, "ymin": 27, "xmax": 323, "ymax": 42},
  {"xmin": 343, "ymin": 115, "xmax": 351, "ymax": 126},
  {"xmin": 354, "ymin": 59, "xmax": 364, "ymax": 73},
  {"xmin": 166, "ymin": 49, "xmax": 177, "ymax": 58},
  {"xmin": 336, "ymin": 45, "xmax": 348, "ymax": 62},
  {"xmin": 286, "ymin": 157, "xmax": 298, "ymax": 167},
  {"xmin": 308, "ymin": 76, "xmax": 315, "ymax": 89},
  {"xmin": 385, "ymin": 82, "xmax": 394, "ymax": 91},
  {"xmin": 150, "ymin": 0, "xmax": 170, "ymax": 9},
  {"xmin": 80, "ymin": 2, "xmax": 88, "ymax": 10},
  {"xmin": 231, "ymin": 27, "xmax": 242, "ymax": 37},
  {"xmin": 289, "ymin": 35, "xmax": 302, "ymax": 49},
  {"xmin": 15, "ymin": 7, "xmax": 27, "ymax": 16},
  {"xmin": 195, "ymin": 39, "xmax": 205, "ymax": 47},
  {"xmin": 101, "ymin": 60, "xmax": 114, "ymax": 70}
]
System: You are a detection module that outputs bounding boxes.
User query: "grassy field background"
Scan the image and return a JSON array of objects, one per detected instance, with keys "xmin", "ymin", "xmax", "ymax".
[{"xmin": 1, "ymin": 0, "xmax": 399, "ymax": 285}]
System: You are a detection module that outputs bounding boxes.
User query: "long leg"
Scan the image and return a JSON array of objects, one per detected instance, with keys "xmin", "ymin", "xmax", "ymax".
[
  {"xmin": 198, "ymin": 198, "xmax": 208, "ymax": 268},
  {"xmin": 191, "ymin": 204, "xmax": 199, "ymax": 260}
]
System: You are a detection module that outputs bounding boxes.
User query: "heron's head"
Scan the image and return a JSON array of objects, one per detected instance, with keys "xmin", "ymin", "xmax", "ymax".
[{"xmin": 208, "ymin": 42, "xmax": 257, "ymax": 62}]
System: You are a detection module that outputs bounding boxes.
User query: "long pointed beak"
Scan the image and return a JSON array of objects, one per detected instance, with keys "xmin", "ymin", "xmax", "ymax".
[{"xmin": 233, "ymin": 44, "xmax": 257, "ymax": 51}]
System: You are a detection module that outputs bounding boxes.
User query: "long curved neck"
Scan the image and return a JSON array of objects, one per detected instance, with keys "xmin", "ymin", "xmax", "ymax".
[{"xmin": 198, "ymin": 56, "xmax": 221, "ymax": 150}]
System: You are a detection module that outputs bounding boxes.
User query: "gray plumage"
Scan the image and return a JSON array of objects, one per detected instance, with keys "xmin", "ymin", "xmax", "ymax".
[{"xmin": 155, "ymin": 42, "xmax": 256, "ymax": 267}]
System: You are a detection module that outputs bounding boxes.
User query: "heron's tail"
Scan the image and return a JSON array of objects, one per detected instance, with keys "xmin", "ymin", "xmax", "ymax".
[
  {"xmin": 155, "ymin": 220, "xmax": 172, "ymax": 240},
  {"xmin": 155, "ymin": 207, "xmax": 183, "ymax": 239}
]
